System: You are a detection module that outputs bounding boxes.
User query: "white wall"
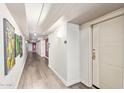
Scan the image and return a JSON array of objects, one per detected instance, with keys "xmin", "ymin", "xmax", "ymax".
[
  {"xmin": 49, "ymin": 23, "xmax": 80, "ymax": 86},
  {"xmin": 80, "ymin": 7, "xmax": 124, "ymax": 87},
  {"xmin": 28, "ymin": 43, "xmax": 32, "ymax": 52},
  {"xmin": 0, "ymin": 4, "xmax": 28, "ymax": 89},
  {"xmin": 36, "ymin": 39, "xmax": 45, "ymax": 57},
  {"xmin": 80, "ymin": 25, "xmax": 92, "ymax": 87},
  {"xmin": 36, "ymin": 41, "xmax": 41, "ymax": 55},
  {"xmin": 41, "ymin": 39, "xmax": 46, "ymax": 57},
  {"xmin": 67, "ymin": 23, "xmax": 80, "ymax": 84},
  {"xmin": 49, "ymin": 24, "xmax": 67, "ymax": 82}
]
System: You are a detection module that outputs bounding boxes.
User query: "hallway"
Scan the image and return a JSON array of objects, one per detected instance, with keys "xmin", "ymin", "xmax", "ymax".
[
  {"xmin": 18, "ymin": 52, "xmax": 89, "ymax": 89},
  {"xmin": 0, "ymin": 3, "xmax": 124, "ymax": 89}
]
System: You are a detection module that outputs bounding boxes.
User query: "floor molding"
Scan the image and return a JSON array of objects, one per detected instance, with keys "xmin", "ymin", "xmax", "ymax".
[
  {"xmin": 48, "ymin": 65, "xmax": 80, "ymax": 86},
  {"xmin": 48, "ymin": 65, "xmax": 68, "ymax": 86},
  {"xmin": 15, "ymin": 54, "xmax": 28, "ymax": 89}
]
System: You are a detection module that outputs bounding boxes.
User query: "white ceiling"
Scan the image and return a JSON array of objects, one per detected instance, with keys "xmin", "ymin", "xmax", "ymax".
[
  {"xmin": 6, "ymin": 3, "xmax": 124, "ymax": 41},
  {"xmin": 25, "ymin": 3, "xmax": 43, "ymax": 41},
  {"xmin": 38, "ymin": 3, "xmax": 124, "ymax": 35},
  {"xmin": 6, "ymin": 3, "xmax": 27, "ymax": 39}
]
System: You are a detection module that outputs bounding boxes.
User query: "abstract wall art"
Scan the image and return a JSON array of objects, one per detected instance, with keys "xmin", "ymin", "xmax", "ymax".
[
  {"xmin": 15, "ymin": 34, "xmax": 20, "ymax": 57},
  {"xmin": 15, "ymin": 34, "xmax": 23, "ymax": 57},
  {"xmin": 20, "ymin": 36, "xmax": 23, "ymax": 57},
  {"xmin": 3, "ymin": 18, "xmax": 15, "ymax": 75}
]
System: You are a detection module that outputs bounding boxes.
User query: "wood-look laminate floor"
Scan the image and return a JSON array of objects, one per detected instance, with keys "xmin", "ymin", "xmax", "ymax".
[{"xmin": 18, "ymin": 52, "xmax": 89, "ymax": 89}]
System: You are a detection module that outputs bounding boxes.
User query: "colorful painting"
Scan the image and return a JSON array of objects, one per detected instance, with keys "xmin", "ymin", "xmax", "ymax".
[
  {"xmin": 15, "ymin": 34, "xmax": 23, "ymax": 57},
  {"xmin": 3, "ymin": 18, "xmax": 15, "ymax": 75},
  {"xmin": 15, "ymin": 34, "xmax": 20, "ymax": 57},
  {"xmin": 20, "ymin": 36, "xmax": 23, "ymax": 57}
]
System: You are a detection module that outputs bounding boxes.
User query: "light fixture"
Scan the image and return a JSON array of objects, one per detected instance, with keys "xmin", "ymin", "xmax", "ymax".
[
  {"xmin": 25, "ymin": 41, "xmax": 28, "ymax": 44},
  {"xmin": 34, "ymin": 33, "xmax": 36, "ymax": 36}
]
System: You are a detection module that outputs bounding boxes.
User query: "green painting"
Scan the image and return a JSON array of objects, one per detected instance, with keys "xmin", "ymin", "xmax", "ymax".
[
  {"xmin": 20, "ymin": 36, "xmax": 23, "ymax": 57},
  {"xmin": 15, "ymin": 34, "xmax": 20, "ymax": 57},
  {"xmin": 15, "ymin": 34, "xmax": 23, "ymax": 57}
]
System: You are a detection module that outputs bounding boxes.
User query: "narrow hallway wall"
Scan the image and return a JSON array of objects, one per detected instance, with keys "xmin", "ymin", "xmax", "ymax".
[
  {"xmin": 36, "ymin": 39, "xmax": 46, "ymax": 57},
  {"xmin": 0, "ymin": 4, "xmax": 28, "ymax": 89}
]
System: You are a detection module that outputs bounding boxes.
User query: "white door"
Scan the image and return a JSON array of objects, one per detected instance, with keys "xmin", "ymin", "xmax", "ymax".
[{"xmin": 93, "ymin": 15, "xmax": 124, "ymax": 89}]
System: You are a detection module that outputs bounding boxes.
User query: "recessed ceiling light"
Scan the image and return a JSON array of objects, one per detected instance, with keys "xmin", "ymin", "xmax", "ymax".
[{"xmin": 34, "ymin": 33, "xmax": 36, "ymax": 36}]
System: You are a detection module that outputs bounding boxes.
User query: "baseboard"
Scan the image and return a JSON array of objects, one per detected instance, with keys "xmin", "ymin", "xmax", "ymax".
[
  {"xmin": 81, "ymin": 80, "xmax": 92, "ymax": 87},
  {"xmin": 48, "ymin": 65, "xmax": 68, "ymax": 86},
  {"xmin": 66, "ymin": 79, "xmax": 80, "ymax": 86},
  {"xmin": 48, "ymin": 65, "xmax": 80, "ymax": 87},
  {"xmin": 15, "ymin": 54, "xmax": 28, "ymax": 89},
  {"xmin": 42, "ymin": 56, "xmax": 48, "ymax": 59}
]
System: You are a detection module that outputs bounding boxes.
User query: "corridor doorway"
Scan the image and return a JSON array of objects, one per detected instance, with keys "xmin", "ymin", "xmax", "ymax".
[
  {"xmin": 32, "ymin": 43, "xmax": 36, "ymax": 52},
  {"xmin": 92, "ymin": 15, "xmax": 124, "ymax": 88}
]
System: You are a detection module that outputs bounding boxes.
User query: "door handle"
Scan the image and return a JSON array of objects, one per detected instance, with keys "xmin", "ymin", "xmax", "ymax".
[{"xmin": 92, "ymin": 49, "xmax": 96, "ymax": 60}]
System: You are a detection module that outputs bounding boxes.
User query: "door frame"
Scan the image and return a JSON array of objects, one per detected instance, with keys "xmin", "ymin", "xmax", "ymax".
[
  {"xmin": 91, "ymin": 25, "xmax": 100, "ymax": 89},
  {"xmin": 91, "ymin": 14, "xmax": 124, "ymax": 88}
]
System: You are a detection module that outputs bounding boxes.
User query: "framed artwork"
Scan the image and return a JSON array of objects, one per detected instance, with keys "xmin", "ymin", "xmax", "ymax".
[
  {"xmin": 15, "ymin": 34, "xmax": 23, "ymax": 57},
  {"xmin": 20, "ymin": 36, "xmax": 23, "ymax": 57},
  {"xmin": 15, "ymin": 34, "xmax": 20, "ymax": 57},
  {"xmin": 3, "ymin": 18, "xmax": 15, "ymax": 75}
]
